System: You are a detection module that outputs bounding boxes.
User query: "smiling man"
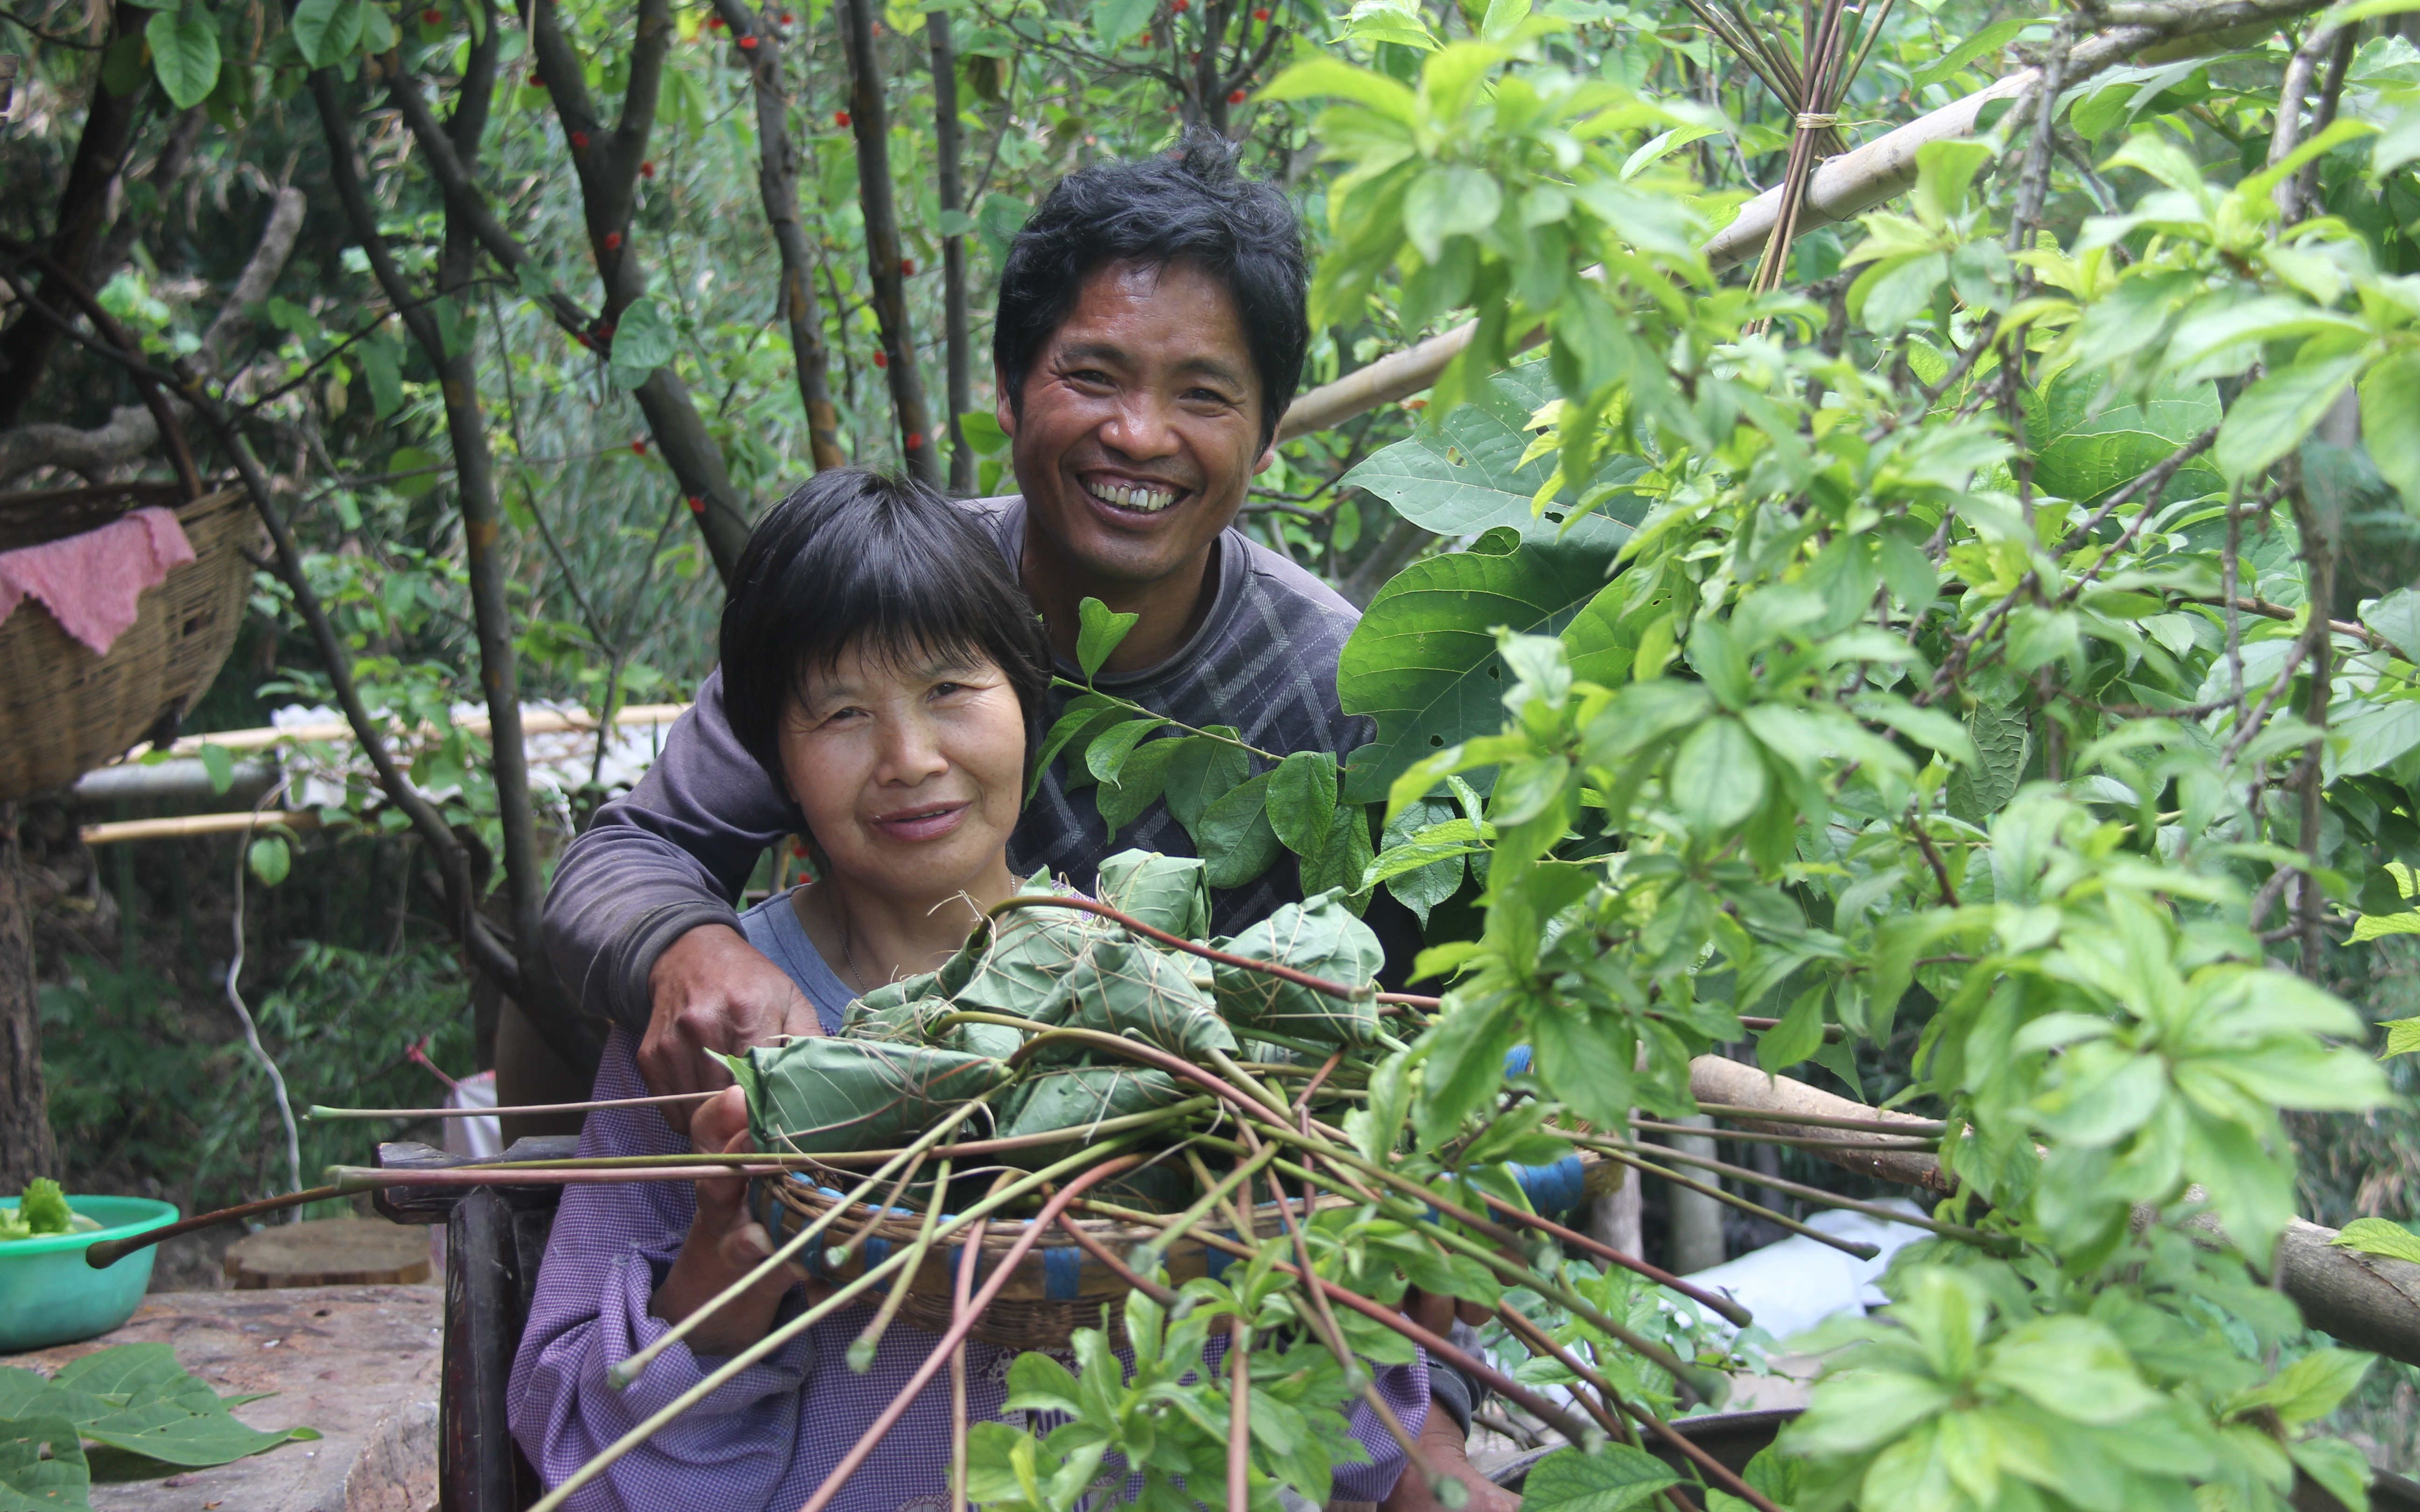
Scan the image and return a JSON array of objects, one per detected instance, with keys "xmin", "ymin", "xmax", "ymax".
[{"xmin": 540, "ymin": 133, "xmax": 1512, "ymax": 1512}]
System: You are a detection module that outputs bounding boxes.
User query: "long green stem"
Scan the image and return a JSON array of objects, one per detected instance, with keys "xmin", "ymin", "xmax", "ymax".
[
  {"xmin": 850, "ymin": 1157, "xmax": 951, "ymax": 1370},
  {"xmin": 537, "ymin": 1140, "xmax": 1138, "ymax": 1512},
  {"xmin": 1559, "ymin": 1127, "xmax": 2013, "ymax": 1253},
  {"xmin": 610, "ymin": 1101, "xmax": 996, "ymax": 1387},
  {"xmin": 1133, "ymin": 1141, "xmax": 1282, "ymax": 1274},
  {"xmin": 1577, "ymin": 1142, "xmax": 1886, "ymax": 1260}
]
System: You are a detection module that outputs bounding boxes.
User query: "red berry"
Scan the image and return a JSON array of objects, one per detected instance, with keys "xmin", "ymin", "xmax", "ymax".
[
  {"xmin": 835, "ymin": 109, "xmax": 851, "ymax": 126},
  {"xmin": 570, "ymin": 130, "xmax": 590, "ymax": 148},
  {"xmin": 871, "ymin": 350, "xmax": 888, "ymax": 368},
  {"xmin": 905, "ymin": 431, "xmax": 923, "ymax": 450},
  {"xmin": 1171, "ymin": 0, "xmax": 1188, "ymax": 13},
  {"xmin": 1252, "ymin": 6, "xmax": 1268, "ymax": 16},
  {"xmin": 900, "ymin": 257, "xmax": 915, "ymax": 276},
  {"xmin": 604, "ymin": 231, "xmax": 623, "ymax": 250},
  {"xmin": 687, "ymin": 495, "xmax": 706, "ymax": 514},
  {"xmin": 640, "ymin": 160, "xmax": 655, "ymax": 177},
  {"xmin": 738, "ymin": 33, "xmax": 756, "ymax": 48},
  {"xmin": 599, "ymin": 321, "xmax": 616, "ymax": 340},
  {"xmin": 1228, "ymin": 88, "xmax": 1246, "ymax": 103},
  {"xmin": 706, "ymin": 14, "xmax": 724, "ymax": 27},
  {"xmin": 780, "ymin": 8, "xmax": 793, "ymax": 19},
  {"xmin": 631, "ymin": 438, "xmax": 647, "ymax": 455},
  {"xmin": 421, "ymin": 7, "xmax": 441, "ymax": 21}
]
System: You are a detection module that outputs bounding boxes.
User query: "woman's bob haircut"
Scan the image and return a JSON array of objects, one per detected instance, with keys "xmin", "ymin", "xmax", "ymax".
[{"xmin": 718, "ymin": 469, "xmax": 1055, "ymax": 793}]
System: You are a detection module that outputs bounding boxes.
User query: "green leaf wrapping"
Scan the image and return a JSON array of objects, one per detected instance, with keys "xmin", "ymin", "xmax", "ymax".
[
  {"xmin": 995, "ymin": 1064, "xmax": 1188, "ymax": 1165},
  {"xmin": 1091, "ymin": 850, "xmax": 1210, "ymax": 938},
  {"xmin": 957, "ymin": 885, "xmax": 1110, "ymax": 1017},
  {"xmin": 0, "ymin": 1415, "xmax": 88, "ymax": 1511},
  {"xmin": 1028, "ymin": 940, "xmax": 1235, "ymax": 1065},
  {"xmin": 741, "ymin": 1038, "xmax": 1006, "ymax": 1155},
  {"xmin": 1211, "ymin": 892, "xmax": 1384, "ymax": 1045}
]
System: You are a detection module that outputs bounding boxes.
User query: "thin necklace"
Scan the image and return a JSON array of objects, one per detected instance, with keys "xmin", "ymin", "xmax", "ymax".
[{"xmin": 834, "ymin": 903, "xmax": 869, "ymax": 994}]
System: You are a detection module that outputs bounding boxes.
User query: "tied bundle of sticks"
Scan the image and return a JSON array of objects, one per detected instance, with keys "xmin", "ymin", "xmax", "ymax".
[
  {"xmin": 94, "ymin": 898, "xmax": 1988, "ymax": 1512},
  {"xmin": 1680, "ymin": 0, "xmax": 1897, "ymax": 326}
]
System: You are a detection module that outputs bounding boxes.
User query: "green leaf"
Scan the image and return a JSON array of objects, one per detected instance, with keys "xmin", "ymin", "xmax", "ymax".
[
  {"xmin": 1095, "ymin": 735, "xmax": 1179, "ymax": 836},
  {"xmin": 387, "ymin": 444, "xmax": 443, "ymax": 498},
  {"xmin": 2362, "ymin": 588, "xmax": 2420, "ymax": 665},
  {"xmin": 2230, "ymin": 1347, "xmax": 2374, "ymax": 1430},
  {"xmin": 1338, "ymin": 527, "xmax": 1616, "ymax": 804},
  {"xmin": 196, "ymin": 742, "xmax": 235, "ymax": 795},
  {"xmin": 608, "ymin": 294, "xmax": 677, "ymax": 389},
  {"xmin": 957, "ymin": 408, "xmax": 1010, "ymax": 455},
  {"xmin": 1083, "ymin": 718, "xmax": 1165, "ymax": 787},
  {"xmin": 1259, "ymin": 55, "xmax": 1421, "ymax": 124},
  {"xmin": 2215, "ymin": 353, "xmax": 2367, "ymax": 483},
  {"xmin": 1076, "ymin": 597, "xmax": 1140, "ymax": 680},
  {"xmin": 1088, "ymin": 0, "xmax": 1154, "ymax": 45},
  {"xmin": 1198, "ymin": 770, "xmax": 1283, "ymax": 889},
  {"xmin": 2362, "ymin": 350, "xmax": 2420, "ymax": 510},
  {"xmin": 1267, "ymin": 751, "xmax": 1340, "ymax": 858},
  {"xmin": 1519, "ymin": 1445, "xmax": 1681, "ymax": 1512},
  {"xmin": 1910, "ymin": 16, "xmax": 2047, "ymax": 90},
  {"xmin": 2332, "ymin": 1217, "xmax": 2420, "ymax": 1264},
  {"xmin": 1667, "ymin": 715, "xmax": 1766, "ymax": 833},
  {"xmin": 147, "ymin": 4, "xmax": 220, "ymax": 110},
  {"xmin": 2023, "ymin": 370, "xmax": 2223, "ymax": 504},
  {"xmin": 1403, "ymin": 165, "xmax": 1502, "ymax": 262},
  {"xmin": 246, "ymin": 833, "xmax": 291, "ymax": 888},
  {"xmin": 1946, "ymin": 700, "xmax": 2027, "ymax": 825},
  {"xmin": 1757, "ymin": 983, "xmax": 1827, "ymax": 1072},
  {"xmin": 1161, "ymin": 732, "xmax": 1251, "ymax": 834},
  {"xmin": 1478, "ymin": 0, "xmax": 1530, "ymax": 40},
  {"xmin": 0, "ymin": 1415, "xmax": 89, "ymax": 1511},
  {"xmin": 1340, "ymin": 367, "xmax": 1643, "ymax": 552},
  {"xmin": 288, "ymin": 0, "xmax": 364, "ymax": 69},
  {"xmin": 358, "ymin": 338, "xmax": 403, "ymax": 419}
]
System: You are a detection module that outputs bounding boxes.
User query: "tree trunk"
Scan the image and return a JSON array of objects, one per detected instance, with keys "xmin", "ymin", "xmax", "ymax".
[
  {"xmin": 929, "ymin": 10, "xmax": 973, "ymax": 492},
  {"xmin": 0, "ymin": 805, "xmax": 57, "ymax": 1189},
  {"xmin": 839, "ymin": 0, "xmax": 941, "ymax": 485},
  {"xmin": 526, "ymin": 0, "xmax": 755, "ymax": 577},
  {"xmin": 717, "ymin": 0, "xmax": 846, "ymax": 471},
  {"xmin": 0, "ymin": 7, "xmax": 143, "ymax": 428}
]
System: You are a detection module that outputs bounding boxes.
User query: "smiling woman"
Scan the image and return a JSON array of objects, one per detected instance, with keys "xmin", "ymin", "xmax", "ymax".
[{"xmin": 717, "ymin": 468, "xmax": 1056, "ymax": 996}]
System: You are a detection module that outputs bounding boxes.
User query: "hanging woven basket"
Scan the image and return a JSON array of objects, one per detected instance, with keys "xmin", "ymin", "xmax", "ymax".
[{"xmin": 0, "ymin": 483, "xmax": 259, "ymax": 805}]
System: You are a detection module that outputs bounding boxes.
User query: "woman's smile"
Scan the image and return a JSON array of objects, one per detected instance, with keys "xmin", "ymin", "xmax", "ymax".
[{"xmin": 867, "ymin": 799, "xmax": 971, "ymax": 842}]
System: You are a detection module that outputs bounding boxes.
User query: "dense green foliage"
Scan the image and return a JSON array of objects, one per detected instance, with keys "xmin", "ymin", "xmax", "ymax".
[{"xmin": 12, "ymin": 0, "xmax": 2420, "ymax": 1498}]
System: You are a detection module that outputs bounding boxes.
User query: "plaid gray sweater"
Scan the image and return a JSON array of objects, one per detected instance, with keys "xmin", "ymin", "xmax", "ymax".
[{"xmin": 542, "ymin": 495, "xmax": 1371, "ymax": 1036}]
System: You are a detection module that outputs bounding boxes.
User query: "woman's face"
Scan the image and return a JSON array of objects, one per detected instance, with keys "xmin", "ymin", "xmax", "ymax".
[{"xmin": 777, "ymin": 639, "xmax": 1025, "ymax": 906}]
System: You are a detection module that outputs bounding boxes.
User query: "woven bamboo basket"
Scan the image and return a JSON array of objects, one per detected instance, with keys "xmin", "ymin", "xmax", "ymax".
[
  {"xmin": 0, "ymin": 485, "xmax": 259, "ymax": 804},
  {"xmin": 753, "ymin": 1149, "xmax": 1621, "ymax": 1352}
]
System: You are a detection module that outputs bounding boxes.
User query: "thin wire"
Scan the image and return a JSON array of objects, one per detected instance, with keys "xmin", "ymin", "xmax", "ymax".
[{"xmin": 226, "ymin": 778, "xmax": 305, "ymax": 1214}]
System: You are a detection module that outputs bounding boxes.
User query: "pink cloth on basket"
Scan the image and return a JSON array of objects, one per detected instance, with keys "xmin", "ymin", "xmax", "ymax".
[{"xmin": 0, "ymin": 506, "xmax": 196, "ymax": 656}]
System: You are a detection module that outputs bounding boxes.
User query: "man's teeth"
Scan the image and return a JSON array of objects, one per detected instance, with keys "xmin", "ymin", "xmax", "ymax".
[{"xmin": 1087, "ymin": 480, "xmax": 1176, "ymax": 513}]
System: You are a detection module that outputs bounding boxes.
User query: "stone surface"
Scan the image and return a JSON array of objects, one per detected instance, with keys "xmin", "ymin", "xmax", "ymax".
[{"xmin": 2, "ymin": 1282, "xmax": 441, "ymax": 1512}]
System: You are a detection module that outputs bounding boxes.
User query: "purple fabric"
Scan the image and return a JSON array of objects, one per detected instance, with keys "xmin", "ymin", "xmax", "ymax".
[{"xmin": 508, "ymin": 1029, "xmax": 1428, "ymax": 1511}]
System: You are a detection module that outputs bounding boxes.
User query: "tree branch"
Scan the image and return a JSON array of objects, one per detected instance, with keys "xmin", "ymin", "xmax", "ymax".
[{"xmin": 839, "ymin": 0, "xmax": 941, "ymax": 483}]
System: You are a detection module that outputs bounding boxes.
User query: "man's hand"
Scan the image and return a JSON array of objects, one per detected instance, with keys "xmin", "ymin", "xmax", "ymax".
[
  {"xmin": 1378, "ymin": 1405, "xmax": 1521, "ymax": 1512},
  {"xmin": 641, "ymin": 924, "xmax": 823, "ymax": 1133}
]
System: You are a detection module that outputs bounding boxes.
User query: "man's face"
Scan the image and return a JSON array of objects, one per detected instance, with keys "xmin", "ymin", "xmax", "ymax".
[{"xmin": 1000, "ymin": 259, "xmax": 1275, "ymax": 589}]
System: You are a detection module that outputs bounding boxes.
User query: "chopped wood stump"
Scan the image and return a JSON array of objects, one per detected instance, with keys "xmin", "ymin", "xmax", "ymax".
[{"xmin": 224, "ymin": 1218, "xmax": 431, "ymax": 1289}]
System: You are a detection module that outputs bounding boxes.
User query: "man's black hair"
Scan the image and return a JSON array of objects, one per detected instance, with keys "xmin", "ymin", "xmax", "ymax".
[
  {"xmin": 719, "ymin": 469, "xmax": 1055, "ymax": 797},
  {"xmin": 994, "ymin": 130, "xmax": 1310, "ymax": 450}
]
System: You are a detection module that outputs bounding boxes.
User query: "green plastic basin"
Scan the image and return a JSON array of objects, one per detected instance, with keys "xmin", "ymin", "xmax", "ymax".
[{"xmin": 0, "ymin": 1195, "xmax": 179, "ymax": 1353}]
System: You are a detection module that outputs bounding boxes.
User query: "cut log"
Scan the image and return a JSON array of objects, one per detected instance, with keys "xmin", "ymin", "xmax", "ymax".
[
  {"xmin": 1686, "ymin": 1056, "xmax": 2420, "ymax": 1368},
  {"xmin": 223, "ymin": 1218, "xmax": 431, "ymax": 1289}
]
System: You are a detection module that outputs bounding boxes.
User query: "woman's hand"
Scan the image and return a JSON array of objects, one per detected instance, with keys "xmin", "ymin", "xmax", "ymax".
[{"xmin": 649, "ymin": 1086, "xmax": 804, "ymax": 1357}]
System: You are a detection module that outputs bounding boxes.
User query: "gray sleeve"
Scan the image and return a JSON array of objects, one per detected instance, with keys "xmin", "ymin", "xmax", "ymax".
[{"xmin": 541, "ymin": 671, "xmax": 802, "ymax": 1034}]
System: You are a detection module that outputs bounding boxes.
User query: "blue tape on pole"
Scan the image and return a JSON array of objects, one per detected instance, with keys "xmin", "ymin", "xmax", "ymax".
[
  {"xmin": 1044, "ymin": 1245, "xmax": 1083, "ymax": 1300},
  {"xmin": 864, "ymin": 1237, "xmax": 890, "ymax": 1271},
  {"xmin": 1511, "ymin": 1155, "xmax": 1586, "ymax": 1218},
  {"xmin": 1504, "ymin": 1044, "xmax": 1534, "ymax": 1077}
]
